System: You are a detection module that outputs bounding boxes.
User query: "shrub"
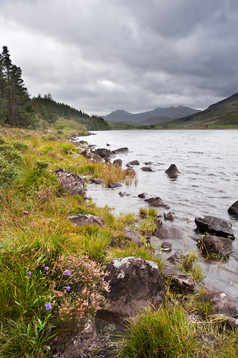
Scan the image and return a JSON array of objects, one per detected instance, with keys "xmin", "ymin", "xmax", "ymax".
[{"xmin": 0, "ymin": 143, "xmax": 23, "ymax": 185}]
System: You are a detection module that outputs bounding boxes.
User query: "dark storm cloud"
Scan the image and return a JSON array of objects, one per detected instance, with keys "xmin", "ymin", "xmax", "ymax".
[{"xmin": 1, "ymin": 0, "xmax": 238, "ymax": 115}]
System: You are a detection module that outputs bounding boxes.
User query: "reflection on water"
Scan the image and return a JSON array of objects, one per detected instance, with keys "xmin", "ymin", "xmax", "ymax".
[{"xmin": 77, "ymin": 130, "xmax": 238, "ymax": 303}]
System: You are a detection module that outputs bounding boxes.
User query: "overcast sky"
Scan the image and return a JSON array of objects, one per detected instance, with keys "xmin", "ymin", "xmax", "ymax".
[{"xmin": 1, "ymin": 0, "xmax": 238, "ymax": 115}]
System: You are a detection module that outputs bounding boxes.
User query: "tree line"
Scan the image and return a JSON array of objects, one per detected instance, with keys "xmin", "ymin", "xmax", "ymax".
[{"xmin": 0, "ymin": 46, "xmax": 110, "ymax": 130}]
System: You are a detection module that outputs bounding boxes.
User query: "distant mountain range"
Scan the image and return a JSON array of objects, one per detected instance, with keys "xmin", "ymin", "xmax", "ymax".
[
  {"xmin": 161, "ymin": 93, "xmax": 238, "ymax": 129},
  {"xmin": 103, "ymin": 106, "xmax": 200, "ymax": 126}
]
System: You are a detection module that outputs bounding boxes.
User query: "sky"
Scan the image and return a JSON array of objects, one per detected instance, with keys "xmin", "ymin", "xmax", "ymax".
[{"xmin": 1, "ymin": 0, "xmax": 238, "ymax": 116}]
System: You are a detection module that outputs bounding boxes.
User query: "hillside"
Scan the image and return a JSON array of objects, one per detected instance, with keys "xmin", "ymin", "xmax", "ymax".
[
  {"xmin": 103, "ymin": 105, "xmax": 199, "ymax": 126},
  {"xmin": 32, "ymin": 95, "xmax": 110, "ymax": 131},
  {"xmin": 160, "ymin": 93, "xmax": 238, "ymax": 129}
]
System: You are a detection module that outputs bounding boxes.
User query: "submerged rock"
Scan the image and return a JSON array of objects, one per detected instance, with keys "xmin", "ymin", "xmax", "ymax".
[
  {"xmin": 153, "ymin": 226, "xmax": 185, "ymax": 241},
  {"xmin": 127, "ymin": 160, "xmax": 140, "ymax": 166},
  {"xmin": 56, "ymin": 169, "xmax": 86, "ymax": 198},
  {"xmin": 99, "ymin": 257, "xmax": 165, "ymax": 322},
  {"xmin": 145, "ymin": 196, "xmax": 170, "ymax": 209},
  {"xmin": 138, "ymin": 192, "xmax": 148, "ymax": 199},
  {"xmin": 68, "ymin": 214, "xmax": 104, "ymax": 227},
  {"xmin": 108, "ymin": 182, "xmax": 122, "ymax": 188},
  {"xmin": 228, "ymin": 200, "xmax": 238, "ymax": 216},
  {"xmin": 167, "ymin": 250, "xmax": 184, "ymax": 264},
  {"xmin": 195, "ymin": 215, "xmax": 235, "ymax": 239},
  {"xmin": 164, "ymin": 211, "xmax": 175, "ymax": 221},
  {"xmin": 113, "ymin": 147, "xmax": 129, "ymax": 154},
  {"xmin": 165, "ymin": 164, "xmax": 180, "ymax": 178},
  {"xmin": 198, "ymin": 292, "xmax": 237, "ymax": 316},
  {"xmin": 198, "ymin": 235, "xmax": 233, "ymax": 259},
  {"xmin": 141, "ymin": 166, "xmax": 155, "ymax": 172}
]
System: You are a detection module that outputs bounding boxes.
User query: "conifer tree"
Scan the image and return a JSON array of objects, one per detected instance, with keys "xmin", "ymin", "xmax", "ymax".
[{"xmin": 0, "ymin": 46, "xmax": 34, "ymax": 127}]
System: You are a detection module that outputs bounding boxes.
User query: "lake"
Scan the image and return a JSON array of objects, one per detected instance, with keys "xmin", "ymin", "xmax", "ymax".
[{"xmin": 76, "ymin": 129, "xmax": 238, "ymax": 304}]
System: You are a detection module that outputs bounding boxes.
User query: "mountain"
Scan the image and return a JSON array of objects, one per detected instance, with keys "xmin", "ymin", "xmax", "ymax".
[
  {"xmin": 160, "ymin": 93, "xmax": 238, "ymax": 129},
  {"xmin": 103, "ymin": 106, "xmax": 200, "ymax": 126}
]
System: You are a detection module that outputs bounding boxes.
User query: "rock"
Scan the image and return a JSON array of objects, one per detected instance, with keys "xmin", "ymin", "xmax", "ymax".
[
  {"xmin": 195, "ymin": 215, "xmax": 235, "ymax": 239},
  {"xmin": 106, "ymin": 143, "xmax": 110, "ymax": 146},
  {"xmin": 122, "ymin": 230, "xmax": 143, "ymax": 247},
  {"xmin": 127, "ymin": 160, "xmax": 140, "ymax": 166},
  {"xmin": 165, "ymin": 164, "xmax": 180, "ymax": 178},
  {"xmin": 119, "ymin": 191, "xmax": 130, "ymax": 197},
  {"xmin": 56, "ymin": 169, "xmax": 86, "ymax": 198},
  {"xmin": 198, "ymin": 292, "xmax": 237, "ymax": 316},
  {"xmin": 68, "ymin": 214, "xmax": 104, "ymax": 227},
  {"xmin": 144, "ymin": 161, "xmax": 152, "ymax": 165},
  {"xmin": 145, "ymin": 196, "xmax": 170, "ymax": 209},
  {"xmin": 94, "ymin": 148, "xmax": 114, "ymax": 158},
  {"xmin": 108, "ymin": 182, "xmax": 122, "ymax": 188},
  {"xmin": 90, "ymin": 178, "xmax": 103, "ymax": 184},
  {"xmin": 227, "ymin": 317, "xmax": 238, "ymax": 329},
  {"xmin": 113, "ymin": 147, "xmax": 129, "ymax": 154},
  {"xmin": 163, "ymin": 266, "xmax": 195, "ymax": 292},
  {"xmin": 90, "ymin": 152, "xmax": 103, "ymax": 162},
  {"xmin": 141, "ymin": 166, "xmax": 155, "ymax": 172},
  {"xmin": 161, "ymin": 242, "xmax": 172, "ymax": 251},
  {"xmin": 113, "ymin": 159, "xmax": 122, "ymax": 166},
  {"xmin": 138, "ymin": 192, "xmax": 147, "ymax": 199},
  {"xmin": 228, "ymin": 200, "xmax": 238, "ymax": 216},
  {"xmin": 153, "ymin": 226, "xmax": 185, "ymax": 241},
  {"xmin": 100, "ymin": 257, "xmax": 165, "ymax": 322},
  {"xmin": 167, "ymin": 250, "xmax": 184, "ymax": 264},
  {"xmin": 164, "ymin": 211, "xmax": 175, "ymax": 221},
  {"xmin": 198, "ymin": 235, "xmax": 233, "ymax": 259}
]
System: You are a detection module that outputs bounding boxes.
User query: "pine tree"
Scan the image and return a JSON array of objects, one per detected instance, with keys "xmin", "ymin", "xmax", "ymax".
[{"xmin": 0, "ymin": 46, "xmax": 35, "ymax": 127}]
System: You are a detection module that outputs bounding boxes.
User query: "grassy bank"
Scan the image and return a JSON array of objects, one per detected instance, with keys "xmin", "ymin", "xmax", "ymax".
[{"xmin": 0, "ymin": 127, "xmax": 237, "ymax": 357}]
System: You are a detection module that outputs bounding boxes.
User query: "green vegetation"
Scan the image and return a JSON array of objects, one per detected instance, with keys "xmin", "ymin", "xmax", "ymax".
[
  {"xmin": 116, "ymin": 305, "xmax": 238, "ymax": 357},
  {"xmin": 0, "ymin": 126, "xmax": 237, "ymax": 357}
]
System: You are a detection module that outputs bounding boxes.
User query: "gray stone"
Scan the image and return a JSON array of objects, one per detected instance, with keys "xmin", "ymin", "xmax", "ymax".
[
  {"xmin": 138, "ymin": 192, "xmax": 147, "ymax": 199},
  {"xmin": 56, "ymin": 169, "xmax": 86, "ymax": 197},
  {"xmin": 141, "ymin": 166, "xmax": 155, "ymax": 172},
  {"xmin": 153, "ymin": 226, "xmax": 185, "ymax": 241},
  {"xmin": 122, "ymin": 230, "xmax": 143, "ymax": 247},
  {"xmin": 108, "ymin": 182, "xmax": 122, "ymax": 188},
  {"xmin": 163, "ymin": 266, "xmax": 195, "ymax": 292},
  {"xmin": 198, "ymin": 235, "xmax": 233, "ymax": 259},
  {"xmin": 198, "ymin": 292, "xmax": 237, "ymax": 316},
  {"xmin": 165, "ymin": 164, "xmax": 179, "ymax": 178},
  {"xmin": 68, "ymin": 214, "xmax": 104, "ymax": 227},
  {"xmin": 127, "ymin": 160, "xmax": 140, "ymax": 166},
  {"xmin": 100, "ymin": 257, "xmax": 165, "ymax": 322},
  {"xmin": 145, "ymin": 196, "xmax": 170, "ymax": 209},
  {"xmin": 161, "ymin": 242, "xmax": 172, "ymax": 251},
  {"xmin": 113, "ymin": 147, "xmax": 129, "ymax": 154},
  {"xmin": 90, "ymin": 178, "xmax": 103, "ymax": 184},
  {"xmin": 228, "ymin": 200, "xmax": 238, "ymax": 216},
  {"xmin": 113, "ymin": 159, "xmax": 122, "ymax": 166},
  {"xmin": 94, "ymin": 148, "xmax": 114, "ymax": 158},
  {"xmin": 167, "ymin": 250, "xmax": 184, "ymax": 264},
  {"xmin": 164, "ymin": 211, "xmax": 175, "ymax": 221},
  {"xmin": 195, "ymin": 215, "xmax": 235, "ymax": 239}
]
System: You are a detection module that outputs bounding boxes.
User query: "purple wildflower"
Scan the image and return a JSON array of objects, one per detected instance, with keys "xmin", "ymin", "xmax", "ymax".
[
  {"xmin": 66, "ymin": 286, "xmax": 71, "ymax": 291},
  {"xmin": 31, "ymin": 249, "xmax": 34, "ymax": 252},
  {"xmin": 45, "ymin": 303, "xmax": 52, "ymax": 310},
  {"xmin": 45, "ymin": 266, "xmax": 49, "ymax": 271},
  {"xmin": 27, "ymin": 271, "xmax": 31, "ymax": 276},
  {"xmin": 64, "ymin": 269, "xmax": 70, "ymax": 276}
]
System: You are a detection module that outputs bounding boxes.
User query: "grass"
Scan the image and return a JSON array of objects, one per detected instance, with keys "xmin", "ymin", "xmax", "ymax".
[{"xmin": 0, "ymin": 126, "xmax": 237, "ymax": 357}]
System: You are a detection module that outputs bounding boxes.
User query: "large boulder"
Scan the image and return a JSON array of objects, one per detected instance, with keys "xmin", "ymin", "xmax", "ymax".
[
  {"xmin": 68, "ymin": 214, "xmax": 104, "ymax": 227},
  {"xmin": 198, "ymin": 235, "xmax": 233, "ymax": 259},
  {"xmin": 163, "ymin": 266, "xmax": 195, "ymax": 293},
  {"xmin": 94, "ymin": 148, "xmax": 114, "ymax": 159},
  {"xmin": 99, "ymin": 257, "xmax": 165, "ymax": 322},
  {"xmin": 56, "ymin": 169, "xmax": 86, "ymax": 197},
  {"xmin": 122, "ymin": 230, "xmax": 143, "ymax": 247},
  {"xmin": 228, "ymin": 200, "xmax": 238, "ymax": 216},
  {"xmin": 153, "ymin": 226, "xmax": 185, "ymax": 241},
  {"xmin": 198, "ymin": 292, "xmax": 237, "ymax": 316},
  {"xmin": 195, "ymin": 215, "xmax": 235, "ymax": 239},
  {"xmin": 145, "ymin": 196, "xmax": 170, "ymax": 209},
  {"xmin": 165, "ymin": 164, "xmax": 179, "ymax": 178},
  {"xmin": 113, "ymin": 147, "xmax": 129, "ymax": 154}
]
